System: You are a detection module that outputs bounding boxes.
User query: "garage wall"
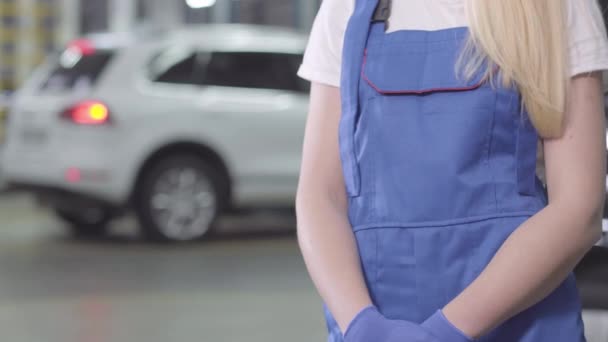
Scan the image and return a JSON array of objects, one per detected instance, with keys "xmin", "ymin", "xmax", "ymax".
[{"xmin": 77, "ymin": 0, "xmax": 321, "ymax": 34}]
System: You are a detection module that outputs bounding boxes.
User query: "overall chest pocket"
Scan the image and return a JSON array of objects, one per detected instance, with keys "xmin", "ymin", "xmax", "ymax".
[
  {"xmin": 351, "ymin": 41, "xmax": 499, "ymax": 223},
  {"xmin": 361, "ymin": 42, "xmax": 494, "ymax": 115}
]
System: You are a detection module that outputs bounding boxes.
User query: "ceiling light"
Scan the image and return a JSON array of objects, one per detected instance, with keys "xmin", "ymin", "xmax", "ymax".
[{"xmin": 185, "ymin": 0, "xmax": 216, "ymax": 9}]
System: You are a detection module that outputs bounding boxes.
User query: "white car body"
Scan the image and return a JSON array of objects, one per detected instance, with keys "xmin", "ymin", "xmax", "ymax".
[{"xmin": 1, "ymin": 25, "xmax": 309, "ymax": 239}]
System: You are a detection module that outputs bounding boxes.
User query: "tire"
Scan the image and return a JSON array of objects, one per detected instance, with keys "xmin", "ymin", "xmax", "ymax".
[
  {"xmin": 135, "ymin": 154, "xmax": 225, "ymax": 243},
  {"xmin": 54, "ymin": 207, "xmax": 112, "ymax": 238}
]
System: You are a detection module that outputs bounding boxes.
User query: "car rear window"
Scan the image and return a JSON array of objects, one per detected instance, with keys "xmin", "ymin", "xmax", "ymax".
[
  {"xmin": 148, "ymin": 48, "xmax": 309, "ymax": 93},
  {"xmin": 40, "ymin": 49, "xmax": 115, "ymax": 92}
]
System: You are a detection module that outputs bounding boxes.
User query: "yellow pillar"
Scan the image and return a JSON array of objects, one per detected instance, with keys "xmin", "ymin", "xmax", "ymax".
[
  {"xmin": 0, "ymin": 0, "xmax": 19, "ymax": 143},
  {"xmin": 0, "ymin": 0, "xmax": 57, "ymax": 142},
  {"xmin": 0, "ymin": 0, "xmax": 19, "ymax": 94},
  {"xmin": 12, "ymin": 0, "xmax": 55, "ymax": 88}
]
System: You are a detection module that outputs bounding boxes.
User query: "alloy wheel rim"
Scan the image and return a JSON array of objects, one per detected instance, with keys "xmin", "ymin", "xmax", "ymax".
[{"xmin": 150, "ymin": 167, "xmax": 217, "ymax": 241}]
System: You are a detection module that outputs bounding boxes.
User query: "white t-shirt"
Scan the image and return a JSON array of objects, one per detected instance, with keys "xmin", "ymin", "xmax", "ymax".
[{"xmin": 298, "ymin": 0, "xmax": 608, "ymax": 87}]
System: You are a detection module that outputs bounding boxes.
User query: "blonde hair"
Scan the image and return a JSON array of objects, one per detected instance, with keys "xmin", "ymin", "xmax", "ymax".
[{"xmin": 461, "ymin": 0, "xmax": 569, "ymax": 138}]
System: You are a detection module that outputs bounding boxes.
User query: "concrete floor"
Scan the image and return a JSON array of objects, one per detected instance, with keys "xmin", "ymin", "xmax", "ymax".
[{"xmin": 0, "ymin": 194, "xmax": 607, "ymax": 342}]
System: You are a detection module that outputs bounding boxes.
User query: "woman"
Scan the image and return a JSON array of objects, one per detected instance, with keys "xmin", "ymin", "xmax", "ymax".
[{"xmin": 295, "ymin": 0, "xmax": 608, "ymax": 341}]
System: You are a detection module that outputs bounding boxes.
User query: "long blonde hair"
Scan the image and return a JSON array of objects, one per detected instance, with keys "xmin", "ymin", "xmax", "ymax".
[{"xmin": 462, "ymin": 0, "xmax": 569, "ymax": 138}]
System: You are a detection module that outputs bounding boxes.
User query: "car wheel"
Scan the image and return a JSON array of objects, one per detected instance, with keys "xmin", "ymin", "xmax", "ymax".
[
  {"xmin": 54, "ymin": 207, "xmax": 112, "ymax": 238},
  {"xmin": 135, "ymin": 154, "xmax": 223, "ymax": 243}
]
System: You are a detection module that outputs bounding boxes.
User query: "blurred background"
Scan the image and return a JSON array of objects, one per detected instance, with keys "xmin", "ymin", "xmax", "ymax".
[{"xmin": 0, "ymin": 1, "xmax": 606, "ymax": 341}]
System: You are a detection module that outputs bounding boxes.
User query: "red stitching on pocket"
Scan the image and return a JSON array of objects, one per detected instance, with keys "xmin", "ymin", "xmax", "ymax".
[{"xmin": 361, "ymin": 49, "xmax": 485, "ymax": 95}]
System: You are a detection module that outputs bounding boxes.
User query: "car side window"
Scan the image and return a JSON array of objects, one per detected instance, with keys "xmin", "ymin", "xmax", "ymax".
[
  {"xmin": 154, "ymin": 54, "xmax": 197, "ymax": 84},
  {"xmin": 150, "ymin": 48, "xmax": 199, "ymax": 85},
  {"xmin": 202, "ymin": 52, "xmax": 308, "ymax": 93}
]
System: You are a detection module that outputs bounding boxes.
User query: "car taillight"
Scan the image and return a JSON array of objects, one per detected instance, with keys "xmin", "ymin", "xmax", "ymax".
[
  {"xmin": 65, "ymin": 168, "xmax": 82, "ymax": 183},
  {"xmin": 61, "ymin": 101, "xmax": 111, "ymax": 125},
  {"xmin": 67, "ymin": 39, "xmax": 96, "ymax": 56}
]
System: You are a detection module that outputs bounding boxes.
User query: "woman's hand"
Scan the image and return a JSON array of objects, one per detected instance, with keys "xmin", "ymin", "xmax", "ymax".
[
  {"xmin": 344, "ymin": 306, "xmax": 441, "ymax": 342},
  {"xmin": 344, "ymin": 306, "xmax": 474, "ymax": 342},
  {"xmin": 421, "ymin": 310, "xmax": 474, "ymax": 342}
]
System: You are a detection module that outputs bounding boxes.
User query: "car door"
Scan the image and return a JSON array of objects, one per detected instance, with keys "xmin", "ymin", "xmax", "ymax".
[{"xmin": 195, "ymin": 51, "xmax": 308, "ymax": 199}]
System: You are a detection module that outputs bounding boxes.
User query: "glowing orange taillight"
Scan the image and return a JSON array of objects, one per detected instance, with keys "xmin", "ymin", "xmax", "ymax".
[{"xmin": 61, "ymin": 101, "xmax": 111, "ymax": 125}]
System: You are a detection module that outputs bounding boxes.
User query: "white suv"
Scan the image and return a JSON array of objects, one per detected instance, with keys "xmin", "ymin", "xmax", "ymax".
[{"xmin": 1, "ymin": 25, "xmax": 309, "ymax": 242}]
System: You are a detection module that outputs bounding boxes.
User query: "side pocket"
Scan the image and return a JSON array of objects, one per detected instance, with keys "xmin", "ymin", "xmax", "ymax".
[
  {"xmin": 515, "ymin": 111, "xmax": 539, "ymax": 196},
  {"xmin": 369, "ymin": 228, "xmax": 419, "ymax": 322},
  {"xmin": 339, "ymin": 112, "xmax": 362, "ymax": 198},
  {"xmin": 353, "ymin": 229, "xmax": 378, "ymax": 299}
]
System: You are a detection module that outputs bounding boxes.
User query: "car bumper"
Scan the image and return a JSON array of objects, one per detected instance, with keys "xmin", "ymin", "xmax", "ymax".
[{"xmin": 1, "ymin": 128, "xmax": 132, "ymax": 205}]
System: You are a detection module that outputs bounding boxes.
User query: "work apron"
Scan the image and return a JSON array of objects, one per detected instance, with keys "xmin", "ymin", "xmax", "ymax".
[{"xmin": 325, "ymin": 0, "xmax": 586, "ymax": 341}]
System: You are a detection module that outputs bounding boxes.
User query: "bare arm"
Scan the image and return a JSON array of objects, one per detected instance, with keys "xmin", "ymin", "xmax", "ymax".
[
  {"xmin": 443, "ymin": 73, "xmax": 606, "ymax": 338},
  {"xmin": 296, "ymin": 82, "xmax": 372, "ymax": 332}
]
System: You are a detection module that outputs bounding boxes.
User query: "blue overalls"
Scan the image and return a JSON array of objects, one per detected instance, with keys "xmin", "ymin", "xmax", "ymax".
[{"xmin": 326, "ymin": 0, "xmax": 587, "ymax": 341}]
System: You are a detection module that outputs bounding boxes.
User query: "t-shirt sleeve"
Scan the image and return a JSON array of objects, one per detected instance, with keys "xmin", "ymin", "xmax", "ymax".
[
  {"xmin": 297, "ymin": 0, "xmax": 353, "ymax": 87},
  {"xmin": 567, "ymin": 0, "xmax": 608, "ymax": 76}
]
